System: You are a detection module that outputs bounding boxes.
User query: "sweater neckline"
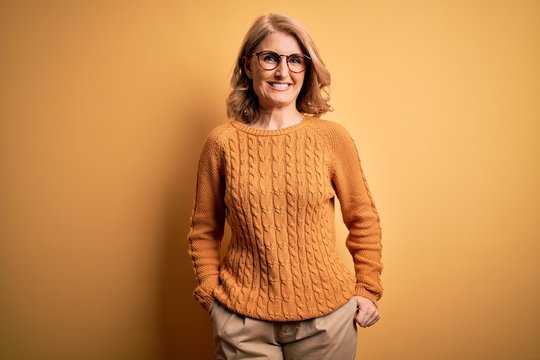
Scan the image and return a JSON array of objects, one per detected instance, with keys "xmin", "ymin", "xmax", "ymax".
[{"xmin": 231, "ymin": 115, "xmax": 311, "ymax": 136}]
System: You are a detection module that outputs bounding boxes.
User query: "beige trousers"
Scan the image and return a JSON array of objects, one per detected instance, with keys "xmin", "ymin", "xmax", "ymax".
[{"xmin": 209, "ymin": 297, "xmax": 358, "ymax": 360}]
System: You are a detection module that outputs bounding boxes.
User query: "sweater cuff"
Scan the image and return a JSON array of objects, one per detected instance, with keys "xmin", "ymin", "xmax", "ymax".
[
  {"xmin": 354, "ymin": 285, "xmax": 381, "ymax": 308},
  {"xmin": 193, "ymin": 277, "xmax": 219, "ymax": 313}
]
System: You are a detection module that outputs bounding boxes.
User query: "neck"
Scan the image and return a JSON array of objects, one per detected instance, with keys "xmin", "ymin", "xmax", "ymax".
[{"xmin": 253, "ymin": 107, "xmax": 304, "ymax": 130}]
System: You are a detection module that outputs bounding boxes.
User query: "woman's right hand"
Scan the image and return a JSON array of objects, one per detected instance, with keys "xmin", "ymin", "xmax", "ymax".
[{"xmin": 208, "ymin": 300, "xmax": 217, "ymax": 316}]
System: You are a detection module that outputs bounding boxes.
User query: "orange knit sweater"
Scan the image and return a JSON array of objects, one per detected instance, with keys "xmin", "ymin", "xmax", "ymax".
[{"xmin": 187, "ymin": 115, "xmax": 383, "ymax": 321}]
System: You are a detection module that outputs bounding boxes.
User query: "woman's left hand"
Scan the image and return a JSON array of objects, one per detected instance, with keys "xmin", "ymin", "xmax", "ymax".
[{"xmin": 353, "ymin": 295, "xmax": 380, "ymax": 328}]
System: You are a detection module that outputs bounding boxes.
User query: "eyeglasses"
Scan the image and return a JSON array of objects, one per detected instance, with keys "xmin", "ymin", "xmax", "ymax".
[{"xmin": 250, "ymin": 50, "xmax": 311, "ymax": 73}]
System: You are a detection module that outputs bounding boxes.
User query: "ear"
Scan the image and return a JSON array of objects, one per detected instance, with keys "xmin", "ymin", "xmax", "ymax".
[{"xmin": 242, "ymin": 56, "xmax": 253, "ymax": 79}]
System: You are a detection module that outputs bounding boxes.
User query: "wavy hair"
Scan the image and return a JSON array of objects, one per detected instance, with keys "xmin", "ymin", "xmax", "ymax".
[{"xmin": 226, "ymin": 13, "xmax": 333, "ymax": 123}]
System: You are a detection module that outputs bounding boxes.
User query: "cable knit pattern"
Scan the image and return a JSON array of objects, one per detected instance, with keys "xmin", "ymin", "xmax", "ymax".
[{"xmin": 187, "ymin": 115, "xmax": 383, "ymax": 321}]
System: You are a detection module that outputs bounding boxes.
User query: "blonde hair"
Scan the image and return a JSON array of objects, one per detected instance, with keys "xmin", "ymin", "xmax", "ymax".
[{"xmin": 226, "ymin": 13, "xmax": 333, "ymax": 123}]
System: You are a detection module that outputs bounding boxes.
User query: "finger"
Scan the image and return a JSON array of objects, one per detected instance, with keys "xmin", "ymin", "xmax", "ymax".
[
  {"xmin": 353, "ymin": 307, "xmax": 360, "ymax": 324},
  {"xmin": 357, "ymin": 307, "xmax": 370, "ymax": 327},
  {"xmin": 361, "ymin": 310, "xmax": 373, "ymax": 327},
  {"xmin": 364, "ymin": 312, "xmax": 381, "ymax": 327},
  {"xmin": 360, "ymin": 311, "xmax": 372, "ymax": 327},
  {"xmin": 361, "ymin": 308, "xmax": 378, "ymax": 327},
  {"xmin": 354, "ymin": 312, "xmax": 362, "ymax": 326}
]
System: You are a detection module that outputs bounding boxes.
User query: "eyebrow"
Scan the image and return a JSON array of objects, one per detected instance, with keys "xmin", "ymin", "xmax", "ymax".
[{"xmin": 259, "ymin": 50, "xmax": 303, "ymax": 54}]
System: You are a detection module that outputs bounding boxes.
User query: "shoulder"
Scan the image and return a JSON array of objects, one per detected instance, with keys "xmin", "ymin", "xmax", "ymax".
[
  {"xmin": 204, "ymin": 121, "xmax": 235, "ymax": 143},
  {"xmin": 306, "ymin": 116, "xmax": 356, "ymax": 149},
  {"xmin": 197, "ymin": 121, "xmax": 236, "ymax": 161},
  {"xmin": 200, "ymin": 121, "xmax": 237, "ymax": 152}
]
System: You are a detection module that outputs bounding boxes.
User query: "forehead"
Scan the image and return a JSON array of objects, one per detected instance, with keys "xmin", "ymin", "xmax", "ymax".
[{"xmin": 255, "ymin": 31, "xmax": 302, "ymax": 54}]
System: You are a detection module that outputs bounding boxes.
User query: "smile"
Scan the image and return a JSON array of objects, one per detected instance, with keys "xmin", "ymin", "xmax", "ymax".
[{"xmin": 268, "ymin": 82, "xmax": 292, "ymax": 90}]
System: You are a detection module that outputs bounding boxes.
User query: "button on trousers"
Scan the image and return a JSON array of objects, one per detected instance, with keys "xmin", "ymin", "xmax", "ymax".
[{"xmin": 209, "ymin": 297, "xmax": 359, "ymax": 359}]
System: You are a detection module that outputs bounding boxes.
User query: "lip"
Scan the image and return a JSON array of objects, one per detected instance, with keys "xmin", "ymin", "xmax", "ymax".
[{"xmin": 268, "ymin": 82, "xmax": 293, "ymax": 91}]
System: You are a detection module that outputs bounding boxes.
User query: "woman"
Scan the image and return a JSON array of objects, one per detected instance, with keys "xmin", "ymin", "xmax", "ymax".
[{"xmin": 187, "ymin": 13, "xmax": 383, "ymax": 359}]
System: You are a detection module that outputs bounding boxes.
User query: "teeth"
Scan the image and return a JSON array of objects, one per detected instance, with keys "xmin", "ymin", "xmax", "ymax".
[{"xmin": 270, "ymin": 83, "xmax": 290, "ymax": 89}]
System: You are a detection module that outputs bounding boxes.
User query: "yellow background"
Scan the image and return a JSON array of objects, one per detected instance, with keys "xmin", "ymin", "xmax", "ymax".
[{"xmin": 1, "ymin": 1, "xmax": 539, "ymax": 359}]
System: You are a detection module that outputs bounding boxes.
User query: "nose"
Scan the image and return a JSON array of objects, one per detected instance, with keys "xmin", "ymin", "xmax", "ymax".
[{"xmin": 274, "ymin": 56, "xmax": 289, "ymax": 77}]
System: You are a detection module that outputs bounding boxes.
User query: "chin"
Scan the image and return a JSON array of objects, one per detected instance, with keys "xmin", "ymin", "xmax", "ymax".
[
  {"xmin": 263, "ymin": 94, "xmax": 300, "ymax": 107},
  {"xmin": 265, "ymin": 100, "xmax": 296, "ymax": 108}
]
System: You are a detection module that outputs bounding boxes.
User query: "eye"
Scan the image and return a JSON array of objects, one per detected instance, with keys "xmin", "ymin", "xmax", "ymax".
[
  {"xmin": 262, "ymin": 52, "xmax": 279, "ymax": 63},
  {"xmin": 288, "ymin": 55, "xmax": 304, "ymax": 65}
]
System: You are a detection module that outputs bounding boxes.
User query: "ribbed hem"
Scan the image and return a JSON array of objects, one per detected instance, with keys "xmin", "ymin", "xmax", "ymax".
[
  {"xmin": 230, "ymin": 114, "xmax": 312, "ymax": 136},
  {"xmin": 214, "ymin": 286, "xmax": 355, "ymax": 322},
  {"xmin": 193, "ymin": 280, "xmax": 218, "ymax": 313},
  {"xmin": 354, "ymin": 285, "xmax": 380, "ymax": 308}
]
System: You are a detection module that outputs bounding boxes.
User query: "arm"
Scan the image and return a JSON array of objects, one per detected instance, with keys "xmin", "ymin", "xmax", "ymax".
[
  {"xmin": 330, "ymin": 124, "xmax": 383, "ymax": 306},
  {"xmin": 187, "ymin": 130, "xmax": 226, "ymax": 313}
]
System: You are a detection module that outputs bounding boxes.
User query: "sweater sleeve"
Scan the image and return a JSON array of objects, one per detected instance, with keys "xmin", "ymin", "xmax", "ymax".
[
  {"xmin": 330, "ymin": 124, "xmax": 383, "ymax": 305},
  {"xmin": 187, "ymin": 129, "xmax": 226, "ymax": 313}
]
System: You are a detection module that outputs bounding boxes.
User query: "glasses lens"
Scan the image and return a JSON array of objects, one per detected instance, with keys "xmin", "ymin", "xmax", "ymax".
[
  {"xmin": 287, "ymin": 54, "xmax": 307, "ymax": 72},
  {"xmin": 258, "ymin": 51, "xmax": 280, "ymax": 70}
]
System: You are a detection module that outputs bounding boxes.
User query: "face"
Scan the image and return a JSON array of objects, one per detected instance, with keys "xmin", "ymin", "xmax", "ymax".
[{"xmin": 243, "ymin": 32, "xmax": 306, "ymax": 111}]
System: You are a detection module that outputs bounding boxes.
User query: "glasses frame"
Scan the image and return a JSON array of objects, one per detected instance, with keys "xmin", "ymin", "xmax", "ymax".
[{"xmin": 250, "ymin": 50, "xmax": 312, "ymax": 73}]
